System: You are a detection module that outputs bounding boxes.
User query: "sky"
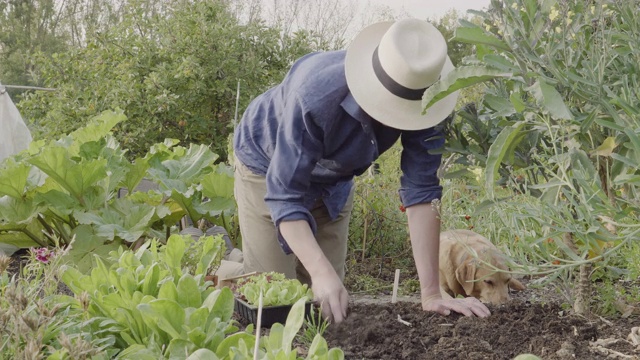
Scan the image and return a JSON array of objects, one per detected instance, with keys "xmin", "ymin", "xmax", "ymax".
[
  {"xmin": 253, "ymin": 0, "xmax": 494, "ymax": 45},
  {"xmin": 324, "ymin": 0, "xmax": 493, "ymax": 41},
  {"xmin": 367, "ymin": 0, "xmax": 492, "ymax": 19}
]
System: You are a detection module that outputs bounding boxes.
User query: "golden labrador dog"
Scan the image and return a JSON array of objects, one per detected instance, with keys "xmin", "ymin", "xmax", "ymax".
[{"xmin": 439, "ymin": 229, "xmax": 525, "ymax": 305}]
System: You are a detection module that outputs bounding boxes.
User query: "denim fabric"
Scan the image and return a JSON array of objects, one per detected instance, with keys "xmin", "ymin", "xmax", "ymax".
[{"xmin": 234, "ymin": 50, "xmax": 444, "ymax": 252}]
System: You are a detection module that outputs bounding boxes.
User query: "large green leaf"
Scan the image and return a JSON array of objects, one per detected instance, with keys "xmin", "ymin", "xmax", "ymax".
[
  {"xmin": 509, "ymin": 90, "xmax": 526, "ymax": 113},
  {"xmin": 158, "ymin": 279, "xmax": 179, "ymax": 302},
  {"xmin": 0, "ymin": 231, "xmax": 39, "ymax": 249},
  {"xmin": 195, "ymin": 198, "xmax": 236, "ymax": 219},
  {"xmin": 117, "ymin": 344, "xmax": 163, "ymax": 360},
  {"xmin": 166, "ymin": 339, "xmax": 196, "ymax": 359},
  {"xmin": 0, "ymin": 160, "xmax": 30, "ymax": 199},
  {"xmin": 454, "ymin": 26, "xmax": 510, "ymax": 51},
  {"xmin": 128, "ymin": 191, "xmax": 185, "ymax": 227},
  {"xmin": 141, "ymin": 263, "xmax": 162, "ymax": 296},
  {"xmin": 202, "ymin": 287, "xmax": 235, "ymax": 322},
  {"xmin": 483, "ymin": 54, "xmax": 520, "ymax": 72},
  {"xmin": 28, "ymin": 146, "xmax": 107, "ymax": 202},
  {"xmin": 484, "ymin": 94, "xmax": 516, "ymax": 118},
  {"xmin": 526, "ymin": 80, "xmax": 573, "ymax": 120},
  {"xmin": 485, "ymin": 122, "xmax": 526, "ymax": 198},
  {"xmin": 69, "ymin": 110, "xmax": 126, "ymax": 147},
  {"xmin": 170, "ymin": 188, "xmax": 204, "ymax": 223},
  {"xmin": 177, "ymin": 274, "xmax": 202, "ymax": 308},
  {"xmin": 422, "ymin": 66, "xmax": 512, "ymax": 110},
  {"xmin": 215, "ymin": 333, "xmax": 254, "ymax": 359},
  {"xmin": 282, "ymin": 298, "xmax": 307, "ymax": 352},
  {"xmin": 35, "ymin": 189, "xmax": 81, "ymax": 216},
  {"xmin": 187, "ymin": 349, "xmax": 220, "ymax": 360},
  {"xmin": 0, "ymin": 196, "xmax": 41, "ymax": 225},
  {"xmin": 62, "ymin": 224, "xmax": 124, "ymax": 273},
  {"xmin": 611, "ymin": 153, "xmax": 640, "ymax": 169},
  {"xmin": 74, "ymin": 199, "xmax": 156, "ymax": 242},
  {"xmin": 613, "ymin": 174, "xmax": 640, "ymax": 185},
  {"xmin": 164, "ymin": 234, "xmax": 187, "ymax": 279},
  {"xmin": 148, "ymin": 144, "xmax": 217, "ymax": 195},
  {"xmin": 200, "ymin": 164, "xmax": 234, "ymax": 199},
  {"xmin": 186, "ymin": 307, "xmax": 209, "ymax": 332},
  {"xmin": 121, "ymin": 159, "xmax": 150, "ymax": 196},
  {"xmin": 2, "ymin": 189, "xmax": 72, "ymax": 247},
  {"xmin": 138, "ymin": 299, "xmax": 186, "ymax": 339},
  {"xmin": 624, "ymin": 128, "xmax": 640, "ymax": 160},
  {"xmin": 162, "ymin": 144, "xmax": 217, "ymax": 180}
]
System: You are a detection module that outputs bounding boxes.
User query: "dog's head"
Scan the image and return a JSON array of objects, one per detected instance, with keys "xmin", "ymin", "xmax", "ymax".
[{"xmin": 455, "ymin": 249, "xmax": 525, "ymax": 305}]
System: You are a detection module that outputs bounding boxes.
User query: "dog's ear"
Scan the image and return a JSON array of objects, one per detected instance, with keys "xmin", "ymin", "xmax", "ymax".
[
  {"xmin": 508, "ymin": 278, "xmax": 526, "ymax": 291},
  {"xmin": 455, "ymin": 260, "xmax": 476, "ymax": 296}
]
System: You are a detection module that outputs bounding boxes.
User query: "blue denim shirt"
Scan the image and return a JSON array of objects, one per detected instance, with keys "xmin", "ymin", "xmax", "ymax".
[{"xmin": 234, "ymin": 50, "xmax": 444, "ymax": 253}]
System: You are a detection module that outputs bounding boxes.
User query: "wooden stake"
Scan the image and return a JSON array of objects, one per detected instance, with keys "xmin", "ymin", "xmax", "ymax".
[
  {"xmin": 253, "ymin": 292, "xmax": 263, "ymax": 360},
  {"xmin": 361, "ymin": 188, "xmax": 368, "ymax": 262},
  {"xmin": 391, "ymin": 269, "xmax": 400, "ymax": 303}
]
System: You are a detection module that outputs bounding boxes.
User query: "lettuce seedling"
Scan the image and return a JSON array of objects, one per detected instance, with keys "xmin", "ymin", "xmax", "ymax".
[{"xmin": 236, "ymin": 272, "xmax": 313, "ymax": 307}]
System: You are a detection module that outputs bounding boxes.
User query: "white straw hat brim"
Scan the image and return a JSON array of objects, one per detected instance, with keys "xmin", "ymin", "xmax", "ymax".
[{"xmin": 345, "ymin": 21, "xmax": 459, "ymax": 131}]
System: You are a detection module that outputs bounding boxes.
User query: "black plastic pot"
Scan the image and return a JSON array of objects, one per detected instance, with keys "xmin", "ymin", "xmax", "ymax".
[{"xmin": 234, "ymin": 298, "xmax": 313, "ymax": 328}]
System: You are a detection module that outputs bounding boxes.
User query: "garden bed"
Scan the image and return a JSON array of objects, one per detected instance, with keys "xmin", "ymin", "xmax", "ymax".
[
  {"xmin": 324, "ymin": 300, "xmax": 639, "ymax": 360},
  {"xmin": 6, "ymin": 249, "xmax": 639, "ymax": 359}
]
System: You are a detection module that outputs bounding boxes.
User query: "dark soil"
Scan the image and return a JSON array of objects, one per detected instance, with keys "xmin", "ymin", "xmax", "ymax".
[
  {"xmin": 333, "ymin": 252, "xmax": 638, "ymax": 359},
  {"xmin": 332, "ymin": 254, "xmax": 639, "ymax": 359},
  {"xmin": 324, "ymin": 300, "xmax": 639, "ymax": 360},
  {"xmin": 5, "ymin": 248, "xmax": 29, "ymax": 276}
]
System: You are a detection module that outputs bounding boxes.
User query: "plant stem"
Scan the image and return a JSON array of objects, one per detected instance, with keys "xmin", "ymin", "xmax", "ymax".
[
  {"xmin": 19, "ymin": 229, "xmax": 48, "ymax": 247},
  {"xmin": 37, "ymin": 214, "xmax": 55, "ymax": 236},
  {"xmin": 52, "ymin": 218, "xmax": 71, "ymax": 246},
  {"xmin": 574, "ymin": 263, "xmax": 592, "ymax": 315}
]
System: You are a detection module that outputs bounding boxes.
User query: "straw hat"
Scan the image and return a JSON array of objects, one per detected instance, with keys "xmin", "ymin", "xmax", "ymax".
[{"xmin": 345, "ymin": 18, "xmax": 459, "ymax": 130}]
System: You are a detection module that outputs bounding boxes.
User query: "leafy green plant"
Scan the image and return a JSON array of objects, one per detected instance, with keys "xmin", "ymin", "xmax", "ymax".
[
  {"xmin": 259, "ymin": 298, "xmax": 340, "ymax": 360},
  {"xmin": 58, "ymin": 237, "xmax": 343, "ymax": 359},
  {"xmin": 236, "ymin": 272, "xmax": 314, "ymax": 307},
  {"xmin": 0, "ymin": 110, "xmax": 236, "ymax": 271},
  {"xmin": 2, "ymin": 184, "xmax": 340, "ymax": 359},
  {"xmin": 181, "ymin": 232, "xmax": 226, "ymax": 277},
  {"xmin": 0, "ymin": 247, "xmax": 113, "ymax": 359},
  {"xmin": 182, "ymin": 298, "xmax": 344, "ymax": 360},
  {"xmin": 18, "ymin": 0, "xmax": 314, "ymax": 159},
  {"xmin": 59, "ymin": 234, "xmax": 255, "ymax": 358},
  {"xmin": 299, "ymin": 305, "xmax": 330, "ymax": 349}
]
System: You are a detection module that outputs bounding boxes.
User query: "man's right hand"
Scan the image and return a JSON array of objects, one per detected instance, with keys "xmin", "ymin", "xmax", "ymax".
[
  {"xmin": 311, "ymin": 268, "xmax": 349, "ymax": 324},
  {"xmin": 279, "ymin": 219, "xmax": 349, "ymax": 323}
]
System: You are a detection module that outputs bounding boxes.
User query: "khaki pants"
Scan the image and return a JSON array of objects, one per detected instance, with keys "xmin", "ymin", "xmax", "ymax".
[{"xmin": 234, "ymin": 158, "xmax": 354, "ymax": 285}]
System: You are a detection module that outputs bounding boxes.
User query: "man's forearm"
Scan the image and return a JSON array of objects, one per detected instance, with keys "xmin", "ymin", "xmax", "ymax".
[
  {"xmin": 279, "ymin": 220, "xmax": 335, "ymax": 277},
  {"xmin": 406, "ymin": 202, "xmax": 442, "ymax": 298}
]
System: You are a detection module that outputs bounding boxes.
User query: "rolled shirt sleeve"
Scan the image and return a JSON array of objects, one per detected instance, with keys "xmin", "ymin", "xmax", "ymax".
[{"xmin": 398, "ymin": 126, "xmax": 445, "ymax": 207}]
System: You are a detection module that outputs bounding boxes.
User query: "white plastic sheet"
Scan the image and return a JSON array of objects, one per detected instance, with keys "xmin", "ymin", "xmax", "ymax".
[
  {"xmin": 0, "ymin": 84, "xmax": 32, "ymax": 162},
  {"xmin": 0, "ymin": 84, "xmax": 33, "ymax": 255}
]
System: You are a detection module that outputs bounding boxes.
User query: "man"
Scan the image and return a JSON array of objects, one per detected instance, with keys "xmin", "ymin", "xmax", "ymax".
[{"xmin": 233, "ymin": 18, "xmax": 490, "ymax": 323}]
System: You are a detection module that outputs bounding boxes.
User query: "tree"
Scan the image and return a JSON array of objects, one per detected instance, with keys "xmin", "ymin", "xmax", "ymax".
[
  {"xmin": 0, "ymin": 0, "xmax": 68, "ymax": 98},
  {"xmin": 18, "ymin": 0, "xmax": 314, "ymax": 159}
]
